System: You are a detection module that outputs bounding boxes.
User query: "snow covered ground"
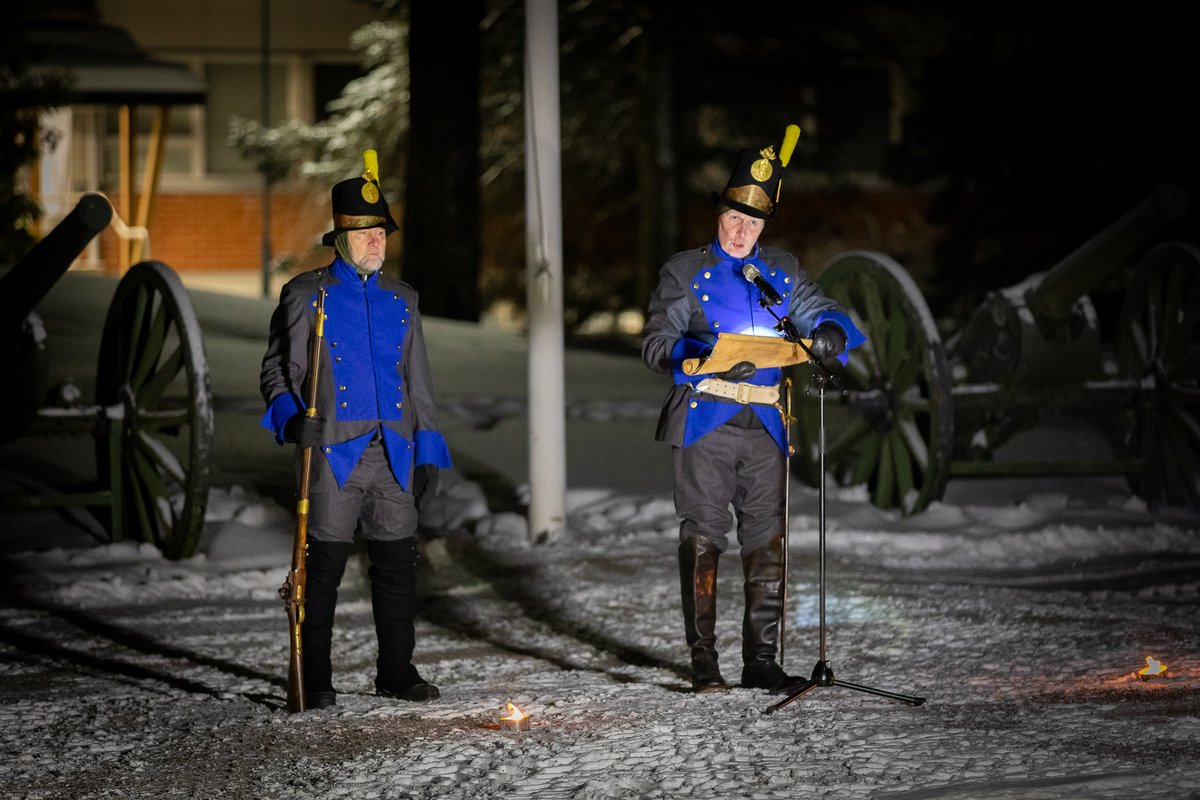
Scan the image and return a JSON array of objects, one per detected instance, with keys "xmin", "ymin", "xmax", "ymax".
[{"xmin": 1, "ymin": 275, "xmax": 1198, "ymax": 799}]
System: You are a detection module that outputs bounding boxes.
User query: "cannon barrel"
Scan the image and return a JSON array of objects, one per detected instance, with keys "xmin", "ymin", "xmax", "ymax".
[
  {"xmin": 0, "ymin": 192, "xmax": 114, "ymax": 325},
  {"xmin": 1025, "ymin": 183, "xmax": 1188, "ymax": 322},
  {"xmin": 951, "ymin": 183, "xmax": 1189, "ymax": 388}
]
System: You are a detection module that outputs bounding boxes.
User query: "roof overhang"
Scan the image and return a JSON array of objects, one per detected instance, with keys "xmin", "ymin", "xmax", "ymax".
[
  {"xmin": 21, "ymin": 5, "xmax": 206, "ymax": 107},
  {"xmin": 31, "ymin": 61, "xmax": 207, "ymax": 107}
]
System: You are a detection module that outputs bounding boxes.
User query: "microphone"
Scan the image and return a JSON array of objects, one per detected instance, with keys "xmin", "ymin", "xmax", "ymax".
[{"xmin": 742, "ymin": 263, "xmax": 784, "ymax": 306}]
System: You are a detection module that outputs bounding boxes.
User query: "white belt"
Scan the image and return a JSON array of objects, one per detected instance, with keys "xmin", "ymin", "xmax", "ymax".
[{"xmin": 694, "ymin": 378, "xmax": 780, "ymax": 405}]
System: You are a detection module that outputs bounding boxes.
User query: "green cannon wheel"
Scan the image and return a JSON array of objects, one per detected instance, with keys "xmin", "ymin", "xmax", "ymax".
[
  {"xmin": 95, "ymin": 261, "xmax": 214, "ymax": 559},
  {"xmin": 789, "ymin": 251, "xmax": 954, "ymax": 515},
  {"xmin": 1115, "ymin": 241, "xmax": 1200, "ymax": 509}
]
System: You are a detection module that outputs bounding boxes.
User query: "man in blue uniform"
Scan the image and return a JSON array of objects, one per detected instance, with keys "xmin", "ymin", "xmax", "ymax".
[
  {"xmin": 642, "ymin": 130, "xmax": 864, "ymax": 694},
  {"xmin": 260, "ymin": 151, "xmax": 452, "ymax": 708}
]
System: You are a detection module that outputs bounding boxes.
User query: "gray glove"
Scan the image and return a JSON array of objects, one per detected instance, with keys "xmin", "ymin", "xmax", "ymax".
[
  {"xmin": 809, "ymin": 323, "xmax": 847, "ymax": 362},
  {"xmin": 413, "ymin": 464, "xmax": 439, "ymax": 509},
  {"xmin": 282, "ymin": 413, "xmax": 323, "ymax": 448}
]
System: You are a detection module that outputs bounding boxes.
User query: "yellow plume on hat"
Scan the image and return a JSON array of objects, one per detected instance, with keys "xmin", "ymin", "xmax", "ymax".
[
  {"xmin": 362, "ymin": 149, "xmax": 379, "ymax": 184},
  {"xmin": 779, "ymin": 125, "xmax": 801, "ymax": 168},
  {"xmin": 773, "ymin": 125, "xmax": 801, "ymax": 206}
]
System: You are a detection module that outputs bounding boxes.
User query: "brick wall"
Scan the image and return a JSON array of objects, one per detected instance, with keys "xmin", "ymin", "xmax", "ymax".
[{"xmin": 95, "ymin": 191, "xmax": 397, "ymax": 276}]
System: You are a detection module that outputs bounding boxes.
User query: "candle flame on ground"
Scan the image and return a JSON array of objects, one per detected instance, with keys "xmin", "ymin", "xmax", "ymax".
[
  {"xmin": 1139, "ymin": 656, "xmax": 1167, "ymax": 677},
  {"xmin": 500, "ymin": 702, "xmax": 527, "ymax": 722}
]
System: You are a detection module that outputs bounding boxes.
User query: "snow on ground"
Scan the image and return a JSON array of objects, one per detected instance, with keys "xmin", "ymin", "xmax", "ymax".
[
  {"xmin": 3, "ymin": 464, "xmax": 1198, "ymax": 800},
  {"xmin": 2, "ymin": 275, "xmax": 1198, "ymax": 798}
]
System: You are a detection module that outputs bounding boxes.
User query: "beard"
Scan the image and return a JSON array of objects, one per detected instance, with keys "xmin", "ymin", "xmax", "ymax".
[{"xmin": 355, "ymin": 255, "xmax": 384, "ymax": 276}]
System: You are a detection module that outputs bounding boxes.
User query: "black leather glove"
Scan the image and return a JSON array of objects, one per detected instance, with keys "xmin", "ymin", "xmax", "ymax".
[
  {"xmin": 413, "ymin": 464, "xmax": 439, "ymax": 509},
  {"xmin": 715, "ymin": 360, "xmax": 756, "ymax": 381},
  {"xmin": 809, "ymin": 323, "xmax": 847, "ymax": 362},
  {"xmin": 282, "ymin": 413, "xmax": 324, "ymax": 448}
]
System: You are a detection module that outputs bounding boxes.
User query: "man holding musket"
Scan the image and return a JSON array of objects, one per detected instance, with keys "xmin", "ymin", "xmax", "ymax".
[{"xmin": 260, "ymin": 150, "xmax": 452, "ymax": 708}]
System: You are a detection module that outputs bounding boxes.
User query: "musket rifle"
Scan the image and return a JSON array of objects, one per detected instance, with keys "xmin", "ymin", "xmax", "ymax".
[{"xmin": 280, "ymin": 288, "xmax": 327, "ymax": 713}]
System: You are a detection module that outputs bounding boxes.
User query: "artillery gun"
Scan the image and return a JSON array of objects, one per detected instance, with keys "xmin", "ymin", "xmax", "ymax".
[
  {"xmin": 0, "ymin": 192, "xmax": 213, "ymax": 558},
  {"xmin": 791, "ymin": 183, "xmax": 1197, "ymax": 515}
]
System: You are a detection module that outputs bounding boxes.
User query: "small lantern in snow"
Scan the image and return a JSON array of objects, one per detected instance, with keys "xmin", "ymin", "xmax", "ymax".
[
  {"xmin": 499, "ymin": 702, "xmax": 530, "ymax": 731},
  {"xmin": 1137, "ymin": 656, "xmax": 1168, "ymax": 681}
]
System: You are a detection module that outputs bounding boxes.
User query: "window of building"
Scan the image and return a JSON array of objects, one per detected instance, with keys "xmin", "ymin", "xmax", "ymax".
[{"xmin": 203, "ymin": 62, "xmax": 289, "ymax": 175}]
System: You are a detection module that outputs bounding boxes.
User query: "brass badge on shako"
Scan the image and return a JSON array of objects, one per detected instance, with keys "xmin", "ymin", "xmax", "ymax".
[
  {"xmin": 361, "ymin": 181, "xmax": 380, "ymax": 203},
  {"xmin": 750, "ymin": 145, "xmax": 777, "ymax": 182}
]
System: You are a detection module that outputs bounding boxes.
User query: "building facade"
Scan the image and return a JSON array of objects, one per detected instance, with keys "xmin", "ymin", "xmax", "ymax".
[{"xmin": 39, "ymin": 0, "xmax": 385, "ymax": 280}]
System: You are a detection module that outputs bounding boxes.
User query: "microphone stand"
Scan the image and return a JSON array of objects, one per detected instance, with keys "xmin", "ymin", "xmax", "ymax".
[
  {"xmin": 761, "ymin": 301, "xmax": 841, "ymax": 392},
  {"xmin": 757, "ymin": 296, "xmax": 926, "ymax": 714},
  {"xmin": 763, "ymin": 301, "xmax": 804, "ymax": 346}
]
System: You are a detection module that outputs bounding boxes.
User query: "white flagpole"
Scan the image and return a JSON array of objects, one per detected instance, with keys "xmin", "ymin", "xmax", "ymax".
[{"xmin": 524, "ymin": 0, "xmax": 566, "ymax": 543}]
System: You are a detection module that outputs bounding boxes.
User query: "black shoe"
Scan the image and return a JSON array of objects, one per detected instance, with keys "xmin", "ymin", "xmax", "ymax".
[
  {"xmin": 307, "ymin": 690, "xmax": 337, "ymax": 709},
  {"xmin": 378, "ymin": 680, "xmax": 440, "ymax": 702},
  {"xmin": 693, "ymin": 676, "xmax": 729, "ymax": 693},
  {"xmin": 741, "ymin": 661, "xmax": 807, "ymax": 695},
  {"xmin": 691, "ymin": 651, "xmax": 728, "ymax": 692}
]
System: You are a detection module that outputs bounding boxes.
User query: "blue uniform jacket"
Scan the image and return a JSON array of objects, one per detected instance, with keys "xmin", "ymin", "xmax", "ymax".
[
  {"xmin": 641, "ymin": 240, "xmax": 865, "ymax": 453},
  {"xmin": 259, "ymin": 257, "xmax": 452, "ymax": 491}
]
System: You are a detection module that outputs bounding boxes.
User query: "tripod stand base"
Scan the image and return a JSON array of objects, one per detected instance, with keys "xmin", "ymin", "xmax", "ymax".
[{"xmin": 763, "ymin": 660, "xmax": 926, "ymax": 715}]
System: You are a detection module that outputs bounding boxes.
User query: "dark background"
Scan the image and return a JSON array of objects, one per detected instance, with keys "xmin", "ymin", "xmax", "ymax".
[
  {"xmin": 5, "ymin": 1, "xmax": 1197, "ymax": 337},
  {"xmin": 465, "ymin": 2, "xmax": 1199, "ymax": 335}
]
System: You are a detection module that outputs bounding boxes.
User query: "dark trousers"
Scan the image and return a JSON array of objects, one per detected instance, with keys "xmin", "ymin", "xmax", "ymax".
[
  {"xmin": 302, "ymin": 444, "xmax": 425, "ymax": 696},
  {"xmin": 672, "ymin": 408, "xmax": 786, "ymax": 554},
  {"xmin": 309, "ymin": 443, "xmax": 418, "ymax": 544},
  {"xmin": 673, "ymin": 410, "xmax": 793, "ymax": 686}
]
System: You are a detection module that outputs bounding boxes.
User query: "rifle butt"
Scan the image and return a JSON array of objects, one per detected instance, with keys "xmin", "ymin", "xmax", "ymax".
[{"xmin": 286, "ymin": 604, "xmax": 306, "ymax": 712}]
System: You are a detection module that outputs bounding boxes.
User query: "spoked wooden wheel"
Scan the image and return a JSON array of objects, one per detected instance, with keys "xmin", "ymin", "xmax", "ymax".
[
  {"xmin": 791, "ymin": 251, "xmax": 954, "ymax": 515},
  {"xmin": 95, "ymin": 261, "xmax": 213, "ymax": 559},
  {"xmin": 1115, "ymin": 241, "xmax": 1200, "ymax": 509}
]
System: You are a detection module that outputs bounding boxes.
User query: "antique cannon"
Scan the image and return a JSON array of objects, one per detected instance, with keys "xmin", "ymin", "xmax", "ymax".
[
  {"xmin": 790, "ymin": 183, "xmax": 1197, "ymax": 515},
  {"xmin": 0, "ymin": 192, "xmax": 213, "ymax": 558}
]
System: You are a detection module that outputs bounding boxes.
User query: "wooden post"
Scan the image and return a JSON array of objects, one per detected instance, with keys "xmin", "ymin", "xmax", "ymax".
[
  {"xmin": 118, "ymin": 104, "xmax": 135, "ymax": 273},
  {"xmin": 130, "ymin": 106, "xmax": 168, "ymax": 266}
]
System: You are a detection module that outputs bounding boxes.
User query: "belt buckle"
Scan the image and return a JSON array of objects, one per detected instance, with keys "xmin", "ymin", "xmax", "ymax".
[{"xmin": 735, "ymin": 382, "xmax": 753, "ymax": 404}]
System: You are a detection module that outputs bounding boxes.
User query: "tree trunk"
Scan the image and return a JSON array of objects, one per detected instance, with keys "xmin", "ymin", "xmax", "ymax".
[
  {"xmin": 635, "ymin": 4, "xmax": 678, "ymax": 312},
  {"xmin": 403, "ymin": 0, "xmax": 483, "ymax": 321}
]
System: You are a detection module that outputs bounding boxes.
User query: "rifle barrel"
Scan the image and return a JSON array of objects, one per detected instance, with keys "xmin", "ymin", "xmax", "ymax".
[{"xmin": 284, "ymin": 288, "xmax": 327, "ymax": 713}]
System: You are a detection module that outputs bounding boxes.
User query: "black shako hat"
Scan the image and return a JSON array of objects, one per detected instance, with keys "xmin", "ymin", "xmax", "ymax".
[
  {"xmin": 321, "ymin": 149, "xmax": 399, "ymax": 246},
  {"xmin": 712, "ymin": 124, "xmax": 801, "ymax": 220}
]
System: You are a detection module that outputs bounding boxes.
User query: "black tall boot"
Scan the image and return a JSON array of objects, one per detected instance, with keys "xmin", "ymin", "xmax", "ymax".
[
  {"xmin": 740, "ymin": 535, "xmax": 805, "ymax": 694},
  {"xmin": 368, "ymin": 538, "xmax": 439, "ymax": 702},
  {"xmin": 303, "ymin": 539, "xmax": 352, "ymax": 709},
  {"xmin": 678, "ymin": 535, "xmax": 727, "ymax": 692}
]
